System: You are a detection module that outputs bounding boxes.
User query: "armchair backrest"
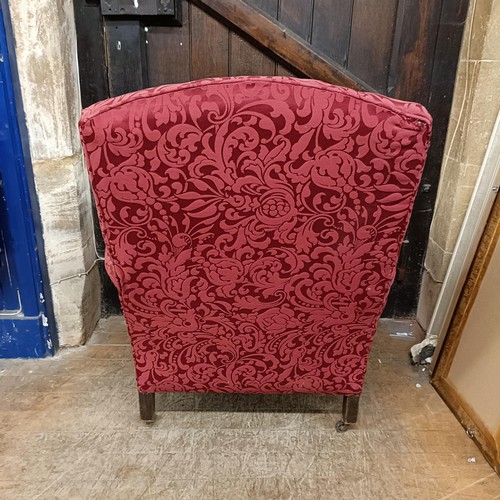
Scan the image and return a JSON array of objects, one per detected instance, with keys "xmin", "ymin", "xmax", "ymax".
[{"xmin": 80, "ymin": 77, "xmax": 431, "ymax": 395}]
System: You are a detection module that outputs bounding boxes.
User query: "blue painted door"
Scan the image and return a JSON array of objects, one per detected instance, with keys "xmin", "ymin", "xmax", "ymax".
[{"xmin": 0, "ymin": 6, "xmax": 55, "ymax": 358}]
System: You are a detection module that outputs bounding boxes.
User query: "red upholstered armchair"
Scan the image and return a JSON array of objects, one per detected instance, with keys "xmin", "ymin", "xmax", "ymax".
[{"xmin": 79, "ymin": 77, "xmax": 431, "ymax": 430}]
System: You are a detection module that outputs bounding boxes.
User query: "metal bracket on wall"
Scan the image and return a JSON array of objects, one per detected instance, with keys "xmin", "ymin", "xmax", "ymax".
[{"xmin": 100, "ymin": 0, "xmax": 181, "ymax": 23}]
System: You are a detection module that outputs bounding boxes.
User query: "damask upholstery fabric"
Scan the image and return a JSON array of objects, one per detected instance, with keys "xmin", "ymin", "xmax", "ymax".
[{"xmin": 80, "ymin": 77, "xmax": 431, "ymax": 396}]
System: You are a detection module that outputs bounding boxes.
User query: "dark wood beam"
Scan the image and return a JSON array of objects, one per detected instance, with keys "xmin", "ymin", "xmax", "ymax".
[{"xmin": 189, "ymin": 0, "xmax": 374, "ymax": 92}]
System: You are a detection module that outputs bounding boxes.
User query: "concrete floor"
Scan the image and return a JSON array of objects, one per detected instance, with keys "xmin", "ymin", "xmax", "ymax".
[{"xmin": 0, "ymin": 317, "xmax": 498, "ymax": 499}]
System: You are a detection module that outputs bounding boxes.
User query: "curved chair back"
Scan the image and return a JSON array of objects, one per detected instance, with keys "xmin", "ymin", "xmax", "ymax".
[{"xmin": 80, "ymin": 77, "xmax": 431, "ymax": 400}]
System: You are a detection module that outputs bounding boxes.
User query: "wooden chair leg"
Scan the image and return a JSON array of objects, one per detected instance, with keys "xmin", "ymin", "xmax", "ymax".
[
  {"xmin": 336, "ymin": 395, "xmax": 360, "ymax": 432},
  {"xmin": 138, "ymin": 392, "xmax": 156, "ymax": 423}
]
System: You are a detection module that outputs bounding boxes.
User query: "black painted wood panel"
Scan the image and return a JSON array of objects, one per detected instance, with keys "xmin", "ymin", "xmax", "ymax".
[
  {"xmin": 383, "ymin": 0, "xmax": 470, "ymax": 316},
  {"xmin": 278, "ymin": 0, "xmax": 314, "ymax": 42},
  {"xmin": 348, "ymin": 0, "xmax": 398, "ymax": 93},
  {"xmin": 74, "ymin": 0, "xmax": 122, "ymax": 316},
  {"xmin": 105, "ymin": 18, "xmax": 149, "ymax": 96},
  {"xmin": 312, "ymin": 0, "xmax": 353, "ymax": 66},
  {"xmin": 389, "ymin": 0, "xmax": 442, "ymax": 104},
  {"xmin": 230, "ymin": 33, "xmax": 276, "ymax": 76},
  {"xmin": 73, "ymin": 0, "xmax": 109, "ymax": 107},
  {"xmin": 74, "ymin": 0, "xmax": 469, "ymax": 317},
  {"xmin": 245, "ymin": 0, "xmax": 278, "ymax": 18},
  {"xmin": 146, "ymin": 0, "xmax": 191, "ymax": 85},
  {"xmin": 190, "ymin": 3, "xmax": 229, "ymax": 79}
]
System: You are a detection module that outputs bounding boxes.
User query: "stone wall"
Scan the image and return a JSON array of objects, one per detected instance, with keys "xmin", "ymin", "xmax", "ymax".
[
  {"xmin": 8, "ymin": 0, "xmax": 100, "ymax": 345},
  {"xmin": 417, "ymin": 0, "xmax": 500, "ymax": 329}
]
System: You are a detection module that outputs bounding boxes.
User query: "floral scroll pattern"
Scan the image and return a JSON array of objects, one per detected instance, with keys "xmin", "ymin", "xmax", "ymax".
[{"xmin": 80, "ymin": 77, "xmax": 431, "ymax": 395}]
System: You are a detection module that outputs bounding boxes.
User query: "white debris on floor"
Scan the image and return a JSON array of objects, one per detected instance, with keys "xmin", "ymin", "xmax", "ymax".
[{"xmin": 410, "ymin": 335, "xmax": 438, "ymax": 364}]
